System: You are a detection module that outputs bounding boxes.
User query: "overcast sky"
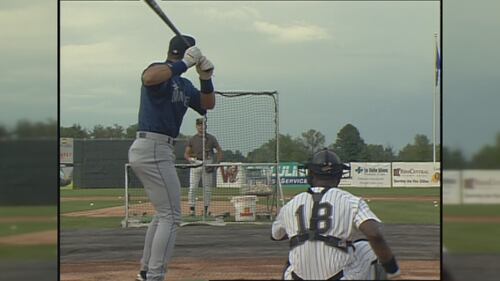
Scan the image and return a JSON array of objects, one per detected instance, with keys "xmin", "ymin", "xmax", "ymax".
[{"xmin": 1, "ymin": 0, "xmax": 499, "ymax": 158}]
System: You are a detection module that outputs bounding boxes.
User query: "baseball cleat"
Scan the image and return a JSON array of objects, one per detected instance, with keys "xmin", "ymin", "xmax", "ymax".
[{"xmin": 135, "ymin": 270, "xmax": 147, "ymax": 281}]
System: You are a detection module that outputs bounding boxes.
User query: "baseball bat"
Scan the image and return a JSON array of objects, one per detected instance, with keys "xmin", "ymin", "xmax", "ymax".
[{"xmin": 143, "ymin": 0, "xmax": 192, "ymax": 48}]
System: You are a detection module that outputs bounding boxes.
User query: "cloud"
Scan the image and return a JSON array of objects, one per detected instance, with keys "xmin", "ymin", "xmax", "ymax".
[
  {"xmin": 198, "ymin": 6, "xmax": 261, "ymax": 21},
  {"xmin": 253, "ymin": 21, "xmax": 330, "ymax": 43}
]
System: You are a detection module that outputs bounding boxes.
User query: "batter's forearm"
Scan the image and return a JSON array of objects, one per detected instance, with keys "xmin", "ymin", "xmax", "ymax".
[{"xmin": 200, "ymin": 92, "xmax": 215, "ymax": 109}]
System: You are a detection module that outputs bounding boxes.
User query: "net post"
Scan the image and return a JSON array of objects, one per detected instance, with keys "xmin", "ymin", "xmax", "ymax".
[{"xmin": 124, "ymin": 163, "xmax": 129, "ymax": 228}]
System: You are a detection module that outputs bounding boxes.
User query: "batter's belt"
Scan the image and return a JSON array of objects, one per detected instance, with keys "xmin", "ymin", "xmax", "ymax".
[{"xmin": 137, "ymin": 131, "xmax": 174, "ymax": 145}]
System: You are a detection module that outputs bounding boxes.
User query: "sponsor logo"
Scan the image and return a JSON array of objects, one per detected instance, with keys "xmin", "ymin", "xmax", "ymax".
[
  {"xmin": 464, "ymin": 178, "xmax": 500, "ymax": 189},
  {"xmin": 220, "ymin": 166, "xmax": 239, "ymax": 183},
  {"xmin": 393, "ymin": 168, "xmax": 429, "ymax": 176},
  {"xmin": 431, "ymin": 172, "xmax": 441, "ymax": 183},
  {"xmin": 355, "ymin": 166, "xmax": 389, "ymax": 175}
]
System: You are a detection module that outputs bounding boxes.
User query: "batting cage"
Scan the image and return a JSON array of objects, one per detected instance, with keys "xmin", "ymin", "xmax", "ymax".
[{"xmin": 123, "ymin": 91, "xmax": 283, "ymax": 227}]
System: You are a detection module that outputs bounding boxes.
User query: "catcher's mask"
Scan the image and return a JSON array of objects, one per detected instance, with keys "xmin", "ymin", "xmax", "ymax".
[{"xmin": 305, "ymin": 148, "xmax": 349, "ymax": 187}]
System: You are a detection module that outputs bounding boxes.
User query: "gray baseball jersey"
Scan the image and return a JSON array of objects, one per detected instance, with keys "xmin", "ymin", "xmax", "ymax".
[
  {"xmin": 272, "ymin": 186, "xmax": 381, "ymax": 280},
  {"xmin": 187, "ymin": 133, "xmax": 219, "ymax": 160}
]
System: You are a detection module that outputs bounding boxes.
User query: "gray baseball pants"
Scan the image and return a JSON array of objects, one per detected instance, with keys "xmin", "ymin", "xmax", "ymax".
[
  {"xmin": 188, "ymin": 163, "xmax": 213, "ymax": 210},
  {"xmin": 128, "ymin": 132, "xmax": 181, "ymax": 281}
]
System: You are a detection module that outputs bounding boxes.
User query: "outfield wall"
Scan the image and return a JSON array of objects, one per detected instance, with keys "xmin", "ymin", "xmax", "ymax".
[
  {"xmin": 443, "ymin": 169, "xmax": 500, "ymax": 204},
  {"xmin": 62, "ymin": 138, "xmax": 443, "ymax": 190}
]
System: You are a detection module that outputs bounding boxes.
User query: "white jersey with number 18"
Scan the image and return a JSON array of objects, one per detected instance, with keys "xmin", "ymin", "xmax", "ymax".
[{"xmin": 272, "ymin": 187, "xmax": 381, "ymax": 280}]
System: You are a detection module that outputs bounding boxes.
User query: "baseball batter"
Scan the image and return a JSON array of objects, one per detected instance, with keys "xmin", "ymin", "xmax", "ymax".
[
  {"xmin": 128, "ymin": 35, "xmax": 216, "ymax": 281},
  {"xmin": 272, "ymin": 148, "xmax": 400, "ymax": 280},
  {"xmin": 184, "ymin": 118, "xmax": 223, "ymax": 217}
]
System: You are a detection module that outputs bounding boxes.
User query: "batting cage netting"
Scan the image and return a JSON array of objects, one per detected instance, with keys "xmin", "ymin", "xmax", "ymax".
[{"xmin": 123, "ymin": 91, "xmax": 283, "ymax": 227}]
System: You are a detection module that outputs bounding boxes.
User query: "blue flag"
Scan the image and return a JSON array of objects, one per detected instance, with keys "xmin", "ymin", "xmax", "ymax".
[{"xmin": 435, "ymin": 43, "xmax": 441, "ymax": 87}]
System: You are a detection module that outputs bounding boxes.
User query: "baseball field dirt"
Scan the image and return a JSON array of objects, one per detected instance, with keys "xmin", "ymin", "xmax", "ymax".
[{"xmin": 60, "ymin": 224, "xmax": 439, "ymax": 280}]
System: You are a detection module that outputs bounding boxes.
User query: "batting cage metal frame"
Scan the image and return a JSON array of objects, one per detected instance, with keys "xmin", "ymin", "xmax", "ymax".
[{"xmin": 123, "ymin": 91, "xmax": 283, "ymax": 228}]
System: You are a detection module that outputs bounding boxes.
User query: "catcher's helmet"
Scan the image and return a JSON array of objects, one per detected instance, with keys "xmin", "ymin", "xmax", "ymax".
[{"xmin": 306, "ymin": 148, "xmax": 349, "ymax": 186}]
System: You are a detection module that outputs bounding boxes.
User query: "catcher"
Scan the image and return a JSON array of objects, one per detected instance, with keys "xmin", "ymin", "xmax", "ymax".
[{"xmin": 271, "ymin": 148, "xmax": 401, "ymax": 280}]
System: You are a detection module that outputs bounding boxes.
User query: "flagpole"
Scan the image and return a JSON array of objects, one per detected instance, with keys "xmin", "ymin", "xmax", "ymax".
[{"xmin": 433, "ymin": 32, "xmax": 438, "ymax": 164}]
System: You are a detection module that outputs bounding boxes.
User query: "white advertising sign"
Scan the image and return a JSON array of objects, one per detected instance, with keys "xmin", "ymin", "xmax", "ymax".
[
  {"xmin": 338, "ymin": 178, "xmax": 352, "ymax": 187},
  {"xmin": 443, "ymin": 170, "xmax": 461, "ymax": 204},
  {"xmin": 60, "ymin": 138, "xmax": 74, "ymax": 164},
  {"xmin": 351, "ymin": 163, "xmax": 391, "ymax": 188},
  {"xmin": 216, "ymin": 163, "xmax": 245, "ymax": 188},
  {"xmin": 462, "ymin": 170, "xmax": 500, "ymax": 204},
  {"xmin": 392, "ymin": 162, "xmax": 440, "ymax": 187}
]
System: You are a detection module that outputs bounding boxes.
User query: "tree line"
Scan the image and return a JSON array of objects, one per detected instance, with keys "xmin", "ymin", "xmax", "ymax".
[{"xmin": 2, "ymin": 120, "xmax": 497, "ymax": 168}]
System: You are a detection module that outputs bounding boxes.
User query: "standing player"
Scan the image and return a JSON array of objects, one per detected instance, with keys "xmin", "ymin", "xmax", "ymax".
[
  {"xmin": 128, "ymin": 34, "xmax": 216, "ymax": 281},
  {"xmin": 184, "ymin": 117, "xmax": 223, "ymax": 217},
  {"xmin": 272, "ymin": 148, "xmax": 401, "ymax": 280}
]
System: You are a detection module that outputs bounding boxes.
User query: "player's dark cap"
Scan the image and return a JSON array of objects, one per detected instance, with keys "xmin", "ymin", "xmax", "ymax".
[
  {"xmin": 168, "ymin": 35, "xmax": 195, "ymax": 57},
  {"xmin": 307, "ymin": 148, "xmax": 349, "ymax": 177},
  {"xmin": 196, "ymin": 118, "xmax": 204, "ymax": 125}
]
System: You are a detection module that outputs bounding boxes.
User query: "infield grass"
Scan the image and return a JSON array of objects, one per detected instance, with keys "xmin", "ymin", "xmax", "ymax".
[
  {"xmin": 444, "ymin": 222, "xmax": 500, "ymax": 253},
  {"xmin": 62, "ymin": 186, "xmax": 440, "ymax": 198},
  {"xmin": 0, "ymin": 222, "xmax": 56, "ymax": 237},
  {"xmin": 0, "ymin": 245, "xmax": 57, "ymax": 261},
  {"xmin": 443, "ymin": 204, "xmax": 500, "ymax": 217},
  {"xmin": 282, "ymin": 185, "xmax": 440, "ymax": 198},
  {"xmin": 368, "ymin": 201, "xmax": 439, "ymax": 224},
  {"xmin": 60, "ymin": 200, "xmax": 124, "ymax": 214},
  {"xmin": 0, "ymin": 206, "xmax": 57, "ymax": 217},
  {"xmin": 60, "ymin": 187, "xmax": 440, "ymax": 229}
]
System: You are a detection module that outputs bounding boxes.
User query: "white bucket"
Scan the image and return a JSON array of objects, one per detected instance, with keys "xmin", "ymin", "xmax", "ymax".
[{"xmin": 231, "ymin": 195, "xmax": 257, "ymax": 222}]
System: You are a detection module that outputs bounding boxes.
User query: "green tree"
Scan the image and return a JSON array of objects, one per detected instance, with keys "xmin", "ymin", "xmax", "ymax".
[
  {"xmin": 442, "ymin": 146, "xmax": 468, "ymax": 169},
  {"xmin": 14, "ymin": 119, "xmax": 57, "ymax": 138},
  {"xmin": 398, "ymin": 134, "xmax": 433, "ymax": 161},
  {"xmin": 0, "ymin": 124, "xmax": 9, "ymax": 138},
  {"xmin": 470, "ymin": 133, "xmax": 500, "ymax": 169},
  {"xmin": 329, "ymin": 124, "xmax": 367, "ymax": 162},
  {"xmin": 299, "ymin": 129, "xmax": 326, "ymax": 155},
  {"xmin": 90, "ymin": 124, "xmax": 124, "ymax": 139},
  {"xmin": 222, "ymin": 150, "xmax": 246, "ymax": 162},
  {"xmin": 60, "ymin": 123, "xmax": 89, "ymax": 138},
  {"xmin": 247, "ymin": 134, "xmax": 308, "ymax": 163},
  {"xmin": 125, "ymin": 123, "xmax": 138, "ymax": 138},
  {"xmin": 90, "ymin": 124, "xmax": 107, "ymax": 138},
  {"xmin": 365, "ymin": 144, "xmax": 395, "ymax": 162},
  {"xmin": 177, "ymin": 132, "xmax": 189, "ymax": 140},
  {"xmin": 109, "ymin": 124, "xmax": 125, "ymax": 138}
]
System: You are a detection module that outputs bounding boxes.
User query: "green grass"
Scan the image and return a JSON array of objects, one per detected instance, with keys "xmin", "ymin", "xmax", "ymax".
[
  {"xmin": 282, "ymin": 185, "xmax": 440, "ymax": 198},
  {"xmin": 62, "ymin": 186, "xmax": 440, "ymax": 199},
  {"xmin": 60, "ymin": 188, "xmax": 124, "ymax": 197},
  {"xmin": 367, "ymin": 201, "xmax": 440, "ymax": 224},
  {"xmin": 60, "ymin": 200, "xmax": 124, "ymax": 214},
  {"xmin": 0, "ymin": 222, "xmax": 56, "ymax": 237},
  {"xmin": 443, "ymin": 204, "xmax": 500, "ymax": 217},
  {"xmin": 444, "ymin": 222, "xmax": 500, "ymax": 253},
  {"xmin": 61, "ymin": 216, "xmax": 123, "ymax": 230},
  {"xmin": 0, "ymin": 206, "xmax": 57, "ymax": 217},
  {"xmin": 0, "ymin": 245, "xmax": 57, "ymax": 261},
  {"xmin": 59, "ymin": 187, "xmax": 439, "ymax": 229}
]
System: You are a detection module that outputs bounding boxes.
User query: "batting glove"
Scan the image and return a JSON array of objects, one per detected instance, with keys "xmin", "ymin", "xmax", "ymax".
[
  {"xmin": 196, "ymin": 56, "xmax": 214, "ymax": 80},
  {"xmin": 182, "ymin": 46, "xmax": 202, "ymax": 68}
]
